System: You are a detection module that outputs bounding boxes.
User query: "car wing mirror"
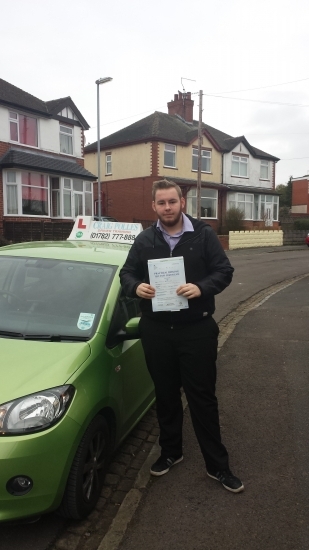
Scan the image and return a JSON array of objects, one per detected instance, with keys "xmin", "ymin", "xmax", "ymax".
[{"xmin": 115, "ymin": 317, "xmax": 141, "ymax": 341}]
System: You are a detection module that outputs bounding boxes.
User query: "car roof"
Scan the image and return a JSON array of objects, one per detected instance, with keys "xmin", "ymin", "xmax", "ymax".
[{"xmin": 0, "ymin": 240, "xmax": 130, "ymax": 266}]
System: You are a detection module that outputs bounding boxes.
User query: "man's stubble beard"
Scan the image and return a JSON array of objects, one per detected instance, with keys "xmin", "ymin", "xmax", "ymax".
[{"xmin": 157, "ymin": 208, "xmax": 183, "ymax": 228}]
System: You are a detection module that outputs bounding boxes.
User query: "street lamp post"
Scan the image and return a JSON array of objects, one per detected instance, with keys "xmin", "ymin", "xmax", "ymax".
[{"xmin": 95, "ymin": 77, "xmax": 113, "ymax": 219}]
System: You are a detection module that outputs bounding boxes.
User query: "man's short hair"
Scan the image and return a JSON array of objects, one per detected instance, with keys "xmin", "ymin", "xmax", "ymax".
[{"xmin": 152, "ymin": 179, "xmax": 182, "ymax": 201}]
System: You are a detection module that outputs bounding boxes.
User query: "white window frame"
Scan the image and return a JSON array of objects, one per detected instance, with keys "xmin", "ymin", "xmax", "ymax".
[
  {"xmin": 186, "ymin": 188, "xmax": 218, "ymax": 219},
  {"xmin": 9, "ymin": 110, "xmax": 38, "ymax": 148},
  {"xmin": 4, "ymin": 170, "xmax": 93, "ymax": 219},
  {"xmin": 259, "ymin": 194, "xmax": 279, "ymax": 222},
  {"xmin": 106, "ymin": 153, "xmax": 112, "ymax": 175},
  {"xmin": 228, "ymin": 192, "xmax": 253, "ymax": 219},
  {"xmin": 58, "ymin": 107, "xmax": 78, "ymax": 120},
  {"xmin": 231, "ymin": 155, "xmax": 248, "ymax": 177},
  {"xmin": 260, "ymin": 160, "xmax": 269, "ymax": 180},
  {"xmin": 59, "ymin": 124, "xmax": 73, "ymax": 155},
  {"xmin": 192, "ymin": 148, "xmax": 211, "ymax": 173},
  {"xmin": 4, "ymin": 170, "xmax": 49, "ymax": 217},
  {"xmin": 164, "ymin": 144, "xmax": 176, "ymax": 168},
  {"xmin": 60, "ymin": 178, "xmax": 93, "ymax": 219}
]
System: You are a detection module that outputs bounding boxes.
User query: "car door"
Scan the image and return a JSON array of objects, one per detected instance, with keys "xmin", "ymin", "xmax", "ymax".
[{"xmin": 106, "ymin": 292, "xmax": 155, "ymax": 439}]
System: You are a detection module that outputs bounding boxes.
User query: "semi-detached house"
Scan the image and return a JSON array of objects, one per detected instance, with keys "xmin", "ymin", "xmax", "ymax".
[
  {"xmin": 84, "ymin": 92, "xmax": 280, "ymax": 232},
  {"xmin": 0, "ymin": 78, "xmax": 95, "ymax": 242}
]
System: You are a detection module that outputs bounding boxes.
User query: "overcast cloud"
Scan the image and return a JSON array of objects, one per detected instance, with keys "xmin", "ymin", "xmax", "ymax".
[{"xmin": 2, "ymin": 0, "xmax": 309, "ymax": 185}]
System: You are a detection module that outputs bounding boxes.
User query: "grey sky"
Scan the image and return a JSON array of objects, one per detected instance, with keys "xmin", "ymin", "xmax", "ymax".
[{"xmin": 2, "ymin": 0, "xmax": 309, "ymax": 185}]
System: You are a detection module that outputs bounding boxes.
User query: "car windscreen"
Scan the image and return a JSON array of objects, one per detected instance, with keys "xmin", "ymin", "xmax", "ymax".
[{"xmin": 0, "ymin": 256, "xmax": 116, "ymax": 340}]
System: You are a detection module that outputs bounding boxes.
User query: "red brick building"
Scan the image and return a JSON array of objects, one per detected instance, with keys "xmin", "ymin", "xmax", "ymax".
[
  {"xmin": 291, "ymin": 175, "xmax": 309, "ymax": 215},
  {"xmin": 0, "ymin": 78, "xmax": 95, "ymax": 242},
  {"xmin": 84, "ymin": 92, "xmax": 280, "ymax": 232}
]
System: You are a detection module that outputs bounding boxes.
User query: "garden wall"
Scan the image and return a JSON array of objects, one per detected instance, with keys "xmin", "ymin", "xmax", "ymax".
[{"xmin": 229, "ymin": 230, "xmax": 283, "ymax": 250}]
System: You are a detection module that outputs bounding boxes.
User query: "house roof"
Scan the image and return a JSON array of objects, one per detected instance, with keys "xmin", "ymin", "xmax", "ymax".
[
  {"xmin": 169, "ymin": 176, "xmax": 228, "ymax": 190},
  {"xmin": 0, "ymin": 78, "xmax": 48, "ymax": 116},
  {"xmin": 226, "ymin": 184, "xmax": 280, "ymax": 196},
  {"xmin": 165, "ymin": 177, "xmax": 279, "ymax": 196},
  {"xmin": 0, "ymin": 78, "xmax": 90, "ymax": 129},
  {"xmin": 0, "ymin": 149, "xmax": 95, "ymax": 180},
  {"xmin": 45, "ymin": 97, "xmax": 89, "ymax": 129},
  {"xmin": 84, "ymin": 110, "xmax": 279, "ymax": 162}
]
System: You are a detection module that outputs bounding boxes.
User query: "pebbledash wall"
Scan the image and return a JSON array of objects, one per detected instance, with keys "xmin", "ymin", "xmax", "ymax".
[{"xmin": 229, "ymin": 230, "xmax": 283, "ymax": 250}]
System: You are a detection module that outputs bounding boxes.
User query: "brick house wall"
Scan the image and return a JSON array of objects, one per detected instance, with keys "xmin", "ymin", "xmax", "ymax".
[
  {"xmin": 292, "ymin": 179, "xmax": 309, "ymax": 214},
  {"xmin": 98, "ymin": 175, "xmax": 222, "ymax": 232}
]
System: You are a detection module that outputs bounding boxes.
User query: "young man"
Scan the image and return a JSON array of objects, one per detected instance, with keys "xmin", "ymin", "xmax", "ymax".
[{"xmin": 119, "ymin": 179, "xmax": 244, "ymax": 493}]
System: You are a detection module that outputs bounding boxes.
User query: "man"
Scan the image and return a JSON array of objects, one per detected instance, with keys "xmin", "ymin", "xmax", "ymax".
[{"xmin": 120, "ymin": 179, "xmax": 244, "ymax": 493}]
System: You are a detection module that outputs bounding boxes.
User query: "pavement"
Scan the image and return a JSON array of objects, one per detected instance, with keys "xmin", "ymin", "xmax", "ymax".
[{"xmin": 99, "ymin": 271, "xmax": 309, "ymax": 550}]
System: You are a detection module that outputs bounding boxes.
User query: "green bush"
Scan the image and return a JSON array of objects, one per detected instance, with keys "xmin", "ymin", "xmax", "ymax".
[
  {"xmin": 293, "ymin": 219, "xmax": 309, "ymax": 230},
  {"xmin": 222, "ymin": 207, "xmax": 245, "ymax": 232}
]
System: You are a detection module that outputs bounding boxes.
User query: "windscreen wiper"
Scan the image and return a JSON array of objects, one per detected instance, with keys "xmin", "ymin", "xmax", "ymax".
[
  {"xmin": 0, "ymin": 330, "xmax": 24, "ymax": 338},
  {"xmin": 23, "ymin": 334, "xmax": 90, "ymax": 342}
]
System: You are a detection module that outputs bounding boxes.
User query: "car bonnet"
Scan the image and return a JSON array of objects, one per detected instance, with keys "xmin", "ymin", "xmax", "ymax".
[{"xmin": 0, "ymin": 338, "xmax": 91, "ymax": 404}]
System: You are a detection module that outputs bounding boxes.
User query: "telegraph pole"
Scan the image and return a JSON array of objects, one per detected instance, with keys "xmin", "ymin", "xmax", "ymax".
[{"xmin": 197, "ymin": 90, "xmax": 203, "ymax": 220}]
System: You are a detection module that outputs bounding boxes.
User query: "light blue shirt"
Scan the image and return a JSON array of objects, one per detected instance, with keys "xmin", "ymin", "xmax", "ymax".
[{"xmin": 157, "ymin": 214, "xmax": 194, "ymax": 251}]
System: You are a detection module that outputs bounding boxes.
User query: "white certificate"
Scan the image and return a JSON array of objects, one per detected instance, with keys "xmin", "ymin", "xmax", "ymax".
[{"xmin": 148, "ymin": 256, "xmax": 189, "ymax": 312}]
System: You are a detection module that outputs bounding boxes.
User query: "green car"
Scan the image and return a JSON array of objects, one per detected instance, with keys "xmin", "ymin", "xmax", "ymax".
[{"xmin": 0, "ymin": 238, "xmax": 155, "ymax": 522}]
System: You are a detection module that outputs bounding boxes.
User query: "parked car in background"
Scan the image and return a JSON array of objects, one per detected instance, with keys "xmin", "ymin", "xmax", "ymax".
[
  {"xmin": 0, "ymin": 233, "xmax": 154, "ymax": 522},
  {"xmin": 305, "ymin": 232, "xmax": 309, "ymax": 247}
]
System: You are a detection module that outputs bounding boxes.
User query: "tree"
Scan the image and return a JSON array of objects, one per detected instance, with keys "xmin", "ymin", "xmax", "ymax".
[{"xmin": 276, "ymin": 177, "xmax": 292, "ymax": 208}]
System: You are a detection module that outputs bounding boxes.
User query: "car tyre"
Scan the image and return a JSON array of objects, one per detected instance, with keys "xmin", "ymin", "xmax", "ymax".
[{"xmin": 58, "ymin": 415, "xmax": 111, "ymax": 519}]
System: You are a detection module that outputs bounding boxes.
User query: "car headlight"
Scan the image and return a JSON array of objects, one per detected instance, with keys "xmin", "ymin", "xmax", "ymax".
[{"xmin": 0, "ymin": 385, "xmax": 75, "ymax": 435}]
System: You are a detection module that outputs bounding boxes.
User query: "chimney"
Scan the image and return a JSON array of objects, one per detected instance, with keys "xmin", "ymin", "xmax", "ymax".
[{"xmin": 167, "ymin": 91, "xmax": 194, "ymax": 123}]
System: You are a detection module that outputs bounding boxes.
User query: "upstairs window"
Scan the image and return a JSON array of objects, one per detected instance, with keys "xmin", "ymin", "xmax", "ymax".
[
  {"xmin": 260, "ymin": 160, "xmax": 269, "ymax": 180},
  {"xmin": 106, "ymin": 153, "xmax": 112, "ymax": 175},
  {"xmin": 9, "ymin": 111, "xmax": 38, "ymax": 147},
  {"xmin": 60, "ymin": 125, "xmax": 73, "ymax": 155},
  {"xmin": 192, "ymin": 148, "xmax": 211, "ymax": 173},
  {"xmin": 164, "ymin": 144, "xmax": 176, "ymax": 168},
  {"xmin": 231, "ymin": 155, "xmax": 248, "ymax": 177}
]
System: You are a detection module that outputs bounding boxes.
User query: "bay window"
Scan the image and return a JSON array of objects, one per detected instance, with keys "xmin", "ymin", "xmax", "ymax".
[
  {"xmin": 231, "ymin": 155, "xmax": 248, "ymax": 177},
  {"xmin": 186, "ymin": 188, "xmax": 218, "ymax": 218},
  {"xmin": 260, "ymin": 195, "xmax": 279, "ymax": 222},
  {"xmin": 228, "ymin": 193, "xmax": 253, "ymax": 219},
  {"xmin": 192, "ymin": 148, "xmax": 211, "ymax": 173},
  {"xmin": 9, "ymin": 111, "xmax": 38, "ymax": 147},
  {"xmin": 5, "ymin": 171, "xmax": 93, "ymax": 218},
  {"xmin": 21, "ymin": 172, "xmax": 48, "ymax": 215},
  {"xmin": 59, "ymin": 178, "xmax": 93, "ymax": 218},
  {"xmin": 228, "ymin": 193, "xmax": 279, "ymax": 222},
  {"xmin": 6, "ymin": 171, "xmax": 18, "ymax": 214}
]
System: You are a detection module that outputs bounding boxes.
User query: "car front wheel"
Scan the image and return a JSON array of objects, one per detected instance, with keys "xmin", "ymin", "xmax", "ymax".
[{"xmin": 58, "ymin": 415, "xmax": 111, "ymax": 519}]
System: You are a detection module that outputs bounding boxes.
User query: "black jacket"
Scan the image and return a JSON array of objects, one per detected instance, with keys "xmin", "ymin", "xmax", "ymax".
[{"xmin": 119, "ymin": 215, "xmax": 234, "ymax": 324}]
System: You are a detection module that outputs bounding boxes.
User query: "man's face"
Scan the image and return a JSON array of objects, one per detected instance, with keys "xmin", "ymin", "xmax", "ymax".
[{"xmin": 152, "ymin": 188, "xmax": 185, "ymax": 227}]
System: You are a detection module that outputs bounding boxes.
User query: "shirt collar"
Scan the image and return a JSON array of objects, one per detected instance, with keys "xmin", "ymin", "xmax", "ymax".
[{"xmin": 157, "ymin": 214, "xmax": 194, "ymax": 237}]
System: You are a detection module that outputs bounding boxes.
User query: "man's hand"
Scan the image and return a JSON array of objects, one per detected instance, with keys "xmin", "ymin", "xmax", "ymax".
[
  {"xmin": 176, "ymin": 283, "xmax": 201, "ymax": 299},
  {"xmin": 136, "ymin": 283, "xmax": 156, "ymax": 299}
]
